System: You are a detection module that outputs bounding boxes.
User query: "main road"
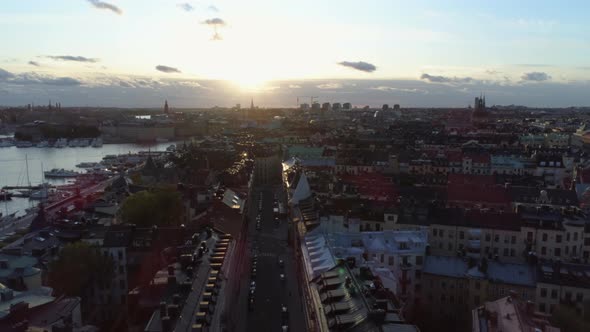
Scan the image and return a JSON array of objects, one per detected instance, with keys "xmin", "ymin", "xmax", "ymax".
[{"xmin": 226, "ymin": 184, "xmax": 306, "ymax": 332}]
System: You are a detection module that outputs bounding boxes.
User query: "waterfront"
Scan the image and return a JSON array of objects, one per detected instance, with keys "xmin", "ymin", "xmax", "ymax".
[{"xmin": 0, "ymin": 142, "xmax": 175, "ymax": 217}]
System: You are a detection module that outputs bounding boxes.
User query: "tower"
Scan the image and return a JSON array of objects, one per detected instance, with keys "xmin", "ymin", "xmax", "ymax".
[
  {"xmin": 250, "ymin": 98, "xmax": 254, "ymax": 110},
  {"xmin": 164, "ymin": 100, "xmax": 169, "ymax": 114}
]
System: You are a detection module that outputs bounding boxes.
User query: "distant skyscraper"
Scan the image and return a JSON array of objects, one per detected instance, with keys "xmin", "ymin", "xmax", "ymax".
[
  {"xmin": 382, "ymin": 104, "xmax": 389, "ymax": 111},
  {"xmin": 164, "ymin": 100, "xmax": 169, "ymax": 114},
  {"xmin": 250, "ymin": 98, "xmax": 254, "ymax": 110},
  {"xmin": 393, "ymin": 104, "xmax": 400, "ymax": 111},
  {"xmin": 343, "ymin": 102, "xmax": 352, "ymax": 110}
]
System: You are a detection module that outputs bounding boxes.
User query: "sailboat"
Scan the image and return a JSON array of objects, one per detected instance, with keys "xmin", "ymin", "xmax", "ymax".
[{"xmin": 30, "ymin": 162, "xmax": 49, "ymax": 200}]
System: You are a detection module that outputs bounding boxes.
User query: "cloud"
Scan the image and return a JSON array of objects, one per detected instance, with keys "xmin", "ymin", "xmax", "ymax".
[
  {"xmin": 485, "ymin": 69, "xmax": 500, "ymax": 75},
  {"xmin": 338, "ymin": 61, "xmax": 377, "ymax": 73},
  {"xmin": 0, "ymin": 68, "xmax": 15, "ymax": 79},
  {"xmin": 177, "ymin": 3, "xmax": 194, "ymax": 12},
  {"xmin": 420, "ymin": 73, "xmax": 473, "ymax": 84},
  {"xmin": 2, "ymin": 71, "xmax": 82, "ymax": 86},
  {"xmin": 208, "ymin": 5, "xmax": 219, "ymax": 12},
  {"xmin": 288, "ymin": 84, "xmax": 301, "ymax": 89},
  {"xmin": 371, "ymin": 86, "xmax": 427, "ymax": 94},
  {"xmin": 317, "ymin": 83, "xmax": 342, "ymax": 89},
  {"xmin": 87, "ymin": 0, "xmax": 123, "ymax": 15},
  {"xmin": 28, "ymin": 61, "xmax": 40, "ymax": 67},
  {"xmin": 520, "ymin": 71, "xmax": 551, "ymax": 82},
  {"xmin": 46, "ymin": 55, "xmax": 98, "ymax": 63},
  {"xmin": 156, "ymin": 65, "xmax": 181, "ymax": 73},
  {"xmin": 202, "ymin": 18, "xmax": 226, "ymax": 26}
]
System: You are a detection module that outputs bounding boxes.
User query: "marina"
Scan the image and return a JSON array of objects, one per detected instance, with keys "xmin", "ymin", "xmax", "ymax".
[{"xmin": 0, "ymin": 140, "xmax": 177, "ymax": 217}]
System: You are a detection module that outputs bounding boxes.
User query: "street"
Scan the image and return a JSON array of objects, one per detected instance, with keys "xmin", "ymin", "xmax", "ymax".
[
  {"xmin": 225, "ymin": 183, "xmax": 306, "ymax": 332},
  {"xmin": 245, "ymin": 187, "xmax": 306, "ymax": 332}
]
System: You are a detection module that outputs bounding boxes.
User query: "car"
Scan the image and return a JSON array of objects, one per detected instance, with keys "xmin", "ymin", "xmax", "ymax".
[
  {"xmin": 278, "ymin": 259, "xmax": 284, "ymax": 267},
  {"xmin": 280, "ymin": 273, "xmax": 285, "ymax": 281},
  {"xmin": 248, "ymin": 297, "xmax": 255, "ymax": 311},
  {"xmin": 251, "ymin": 269, "xmax": 257, "ymax": 279},
  {"xmin": 250, "ymin": 281, "xmax": 256, "ymax": 289}
]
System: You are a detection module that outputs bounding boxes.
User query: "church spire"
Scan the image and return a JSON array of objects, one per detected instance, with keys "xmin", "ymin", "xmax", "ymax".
[
  {"xmin": 250, "ymin": 97, "xmax": 254, "ymax": 110},
  {"xmin": 164, "ymin": 99, "xmax": 169, "ymax": 114}
]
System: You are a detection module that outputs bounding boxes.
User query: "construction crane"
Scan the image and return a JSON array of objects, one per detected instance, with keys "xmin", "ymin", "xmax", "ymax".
[{"xmin": 296, "ymin": 96, "xmax": 318, "ymax": 107}]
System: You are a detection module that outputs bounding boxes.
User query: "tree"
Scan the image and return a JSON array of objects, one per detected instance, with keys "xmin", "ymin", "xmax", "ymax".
[
  {"xmin": 118, "ymin": 189, "xmax": 183, "ymax": 227},
  {"xmin": 551, "ymin": 302, "xmax": 590, "ymax": 332},
  {"xmin": 48, "ymin": 242, "xmax": 114, "ymax": 297}
]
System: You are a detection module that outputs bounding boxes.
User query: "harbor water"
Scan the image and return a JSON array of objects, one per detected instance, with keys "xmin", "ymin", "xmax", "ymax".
[{"xmin": 0, "ymin": 142, "xmax": 175, "ymax": 217}]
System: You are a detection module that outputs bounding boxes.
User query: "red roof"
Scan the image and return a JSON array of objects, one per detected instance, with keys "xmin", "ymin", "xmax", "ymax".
[
  {"xmin": 448, "ymin": 174, "xmax": 495, "ymax": 185},
  {"xmin": 446, "ymin": 151, "xmax": 463, "ymax": 162},
  {"xmin": 341, "ymin": 173, "xmax": 398, "ymax": 200},
  {"xmin": 447, "ymin": 184, "xmax": 510, "ymax": 206},
  {"xmin": 464, "ymin": 153, "xmax": 491, "ymax": 164}
]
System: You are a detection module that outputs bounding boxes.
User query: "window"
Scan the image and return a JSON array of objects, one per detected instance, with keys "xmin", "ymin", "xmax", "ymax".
[
  {"xmin": 556, "ymin": 235, "xmax": 562, "ymax": 243},
  {"xmin": 504, "ymin": 235, "xmax": 509, "ymax": 244},
  {"xmin": 380, "ymin": 254, "xmax": 384, "ymax": 263},
  {"xmin": 441, "ymin": 281, "xmax": 446, "ymax": 289},
  {"xmin": 541, "ymin": 247, "xmax": 547, "ymax": 255},
  {"xmin": 540, "ymin": 288, "xmax": 547, "ymax": 298},
  {"xmin": 585, "ymin": 237, "xmax": 590, "ymax": 246},
  {"xmin": 567, "ymin": 233, "xmax": 570, "ymax": 241},
  {"xmin": 459, "ymin": 231, "xmax": 464, "ymax": 239},
  {"xmin": 120, "ymin": 280, "xmax": 125, "ymax": 289},
  {"xmin": 574, "ymin": 233, "xmax": 578, "ymax": 241},
  {"xmin": 494, "ymin": 234, "xmax": 499, "ymax": 242},
  {"xmin": 440, "ymin": 230, "xmax": 444, "ymax": 237},
  {"xmin": 448, "ymin": 243, "xmax": 453, "ymax": 251},
  {"xmin": 511, "ymin": 236, "xmax": 516, "ymax": 244},
  {"xmin": 539, "ymin": 303, "xmax": 546, "ymax": 313},
  {"xmin": 121, "ymin": 295, "xmax": 126, "ymax": 304},
  {"xmin": 542, "ymin": 233, "xmax": 548, "ymax": 241},
  {"xmin": 485, "ymin": 234, "xmax": 491, "ymax": 242},
  {"xmin": 119, "ymin": 265, "xmax": 124, "ymax": 274},
  {"xmin": 475, "ymin": 281, "xmax": 481, "ymax": 290},
  {"xmin": 433, "ymin": 229, "xmax": 438, "ymax": 236},
  {"xmin": 510, "ymin": 249, "xmax": 515, "ymax": 257},
  {"xmin": 415, "ymin": 270, "xmax": 422, "ymax": 279},
  {"xmin": 416, "ymin": 256, "xmax": 423, "ymax": 265},
  {"xmin": 576, "ymin": 293, "xmax": 583, "ymax": 302},
  {"xmin": 555, "ymin": 248, "xmax": 561, "ymax": 257},
  {"xmin": 118, "ymin": 250, "xmax": 123, "ymax": 260},
  {"xmin": 474, "ymin": 296, "xmax": 480, "ymax": 305},
  {"xmin": 551, "ymin": 289, "xmax": 557, "ymax": 299},
  {"xmin": 388, "ymin": 256, "xmax": 394, "ymax": 266},
  {"xmin": 485, "ymin": 247, "xmax": 490, "ymax": 254},
  {"xmin": 503, "ymin": 248, "xmax": 509, "ymax": 256}
]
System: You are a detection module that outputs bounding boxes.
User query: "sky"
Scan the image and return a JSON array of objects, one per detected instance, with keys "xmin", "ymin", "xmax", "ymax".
[{"xmin": 1, "ymin": 0, "xmax": 590, "ymax": 108}]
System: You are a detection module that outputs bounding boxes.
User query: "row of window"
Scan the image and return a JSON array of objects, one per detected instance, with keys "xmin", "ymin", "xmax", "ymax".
[{"xmin": 540, "ymin": 288, "xmax": 584, "ymax": 302}]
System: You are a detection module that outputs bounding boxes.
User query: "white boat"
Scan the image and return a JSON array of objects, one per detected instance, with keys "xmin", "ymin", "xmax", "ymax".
[
  {"xmin": 76, "ymin": 162, "xmax": 101, "ymax": 168},
  {"xmin": 78, "ymin": 139, "xmax": 90, "ymax": 147},
  {"xmin": 44, "ymin": 168, "xmax": 79, "ymax": 178},
  {"xmin": 30, "ymin": 187, "xmax": 48, "ymax": 200},
  {"xmin": 166, "ymin": 144, "xmax": 176, "ymax": 152},
  {"xmin": 0, "ymin": 212, "xmax": 17, "ymax": 223},
  {"xmin": 54, "ymin": 138, "xmax": 68, "ymax": 148},
  {"xmin": 0, "ymin": 140, "xmax": 14, "ymax": 148},
  {"xmin": 68, "ymin": 139, "xmax": 79, "ymax": 147},
  {"xmin": 91, "ymin": 137, "xmax": 103, "ymax": 147},
  {"xmin": 36, "ymin": 140, "xmax": 49, "ymax": 148},
  {"xmin": 15, "ymin": 141, "xmax": 33, "ymax": 148}
]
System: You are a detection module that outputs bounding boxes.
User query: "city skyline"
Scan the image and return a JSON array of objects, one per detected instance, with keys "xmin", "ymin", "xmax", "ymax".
[{"xmin": 1, "ymin": 0, "xmax": 590, "ymax": 107}]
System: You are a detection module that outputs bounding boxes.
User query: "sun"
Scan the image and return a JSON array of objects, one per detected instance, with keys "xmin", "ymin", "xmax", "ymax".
[{"xmin": 231, "ymin": 75, "xmax": 269, "ymax": 91}]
